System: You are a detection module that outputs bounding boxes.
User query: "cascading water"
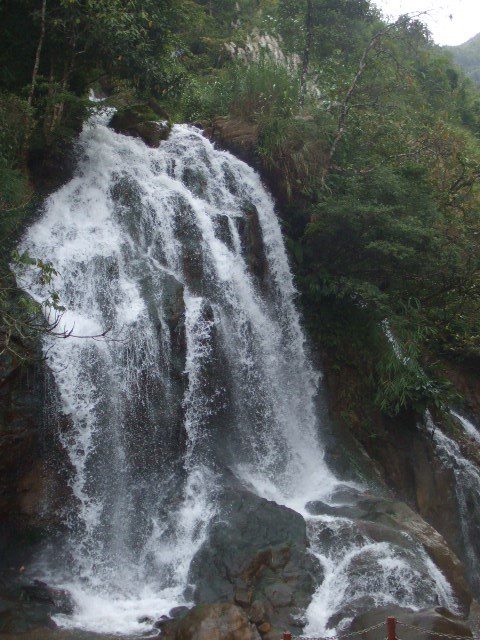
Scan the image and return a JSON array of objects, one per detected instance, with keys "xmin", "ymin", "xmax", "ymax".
[
  {"xmin": 425, "ymin": 412, "xmax": 480, "ymax": 594},
  {"xmin": 17, "ymin": 108, "xmax": 458, "ymax": 635}
]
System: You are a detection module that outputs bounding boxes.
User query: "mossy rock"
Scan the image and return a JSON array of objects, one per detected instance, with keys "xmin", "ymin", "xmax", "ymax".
[{"xmin": 109, "ymin": 103, "xmax": 171, "ymax": 147}]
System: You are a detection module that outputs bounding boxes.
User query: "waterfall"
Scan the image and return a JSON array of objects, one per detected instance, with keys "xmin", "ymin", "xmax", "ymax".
[
  {"xmin": 17, "ymin": 110, "xmax": 458, "ymax": 635},
  {"xmin": 426, "ymin": 412, "xmax": 480, "ymax": 593}
]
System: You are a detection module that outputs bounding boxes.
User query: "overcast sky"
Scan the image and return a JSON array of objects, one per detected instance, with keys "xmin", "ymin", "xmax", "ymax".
[{"xmin": 372, "ymin": 0, "xmax": 480, "ymax": 46}]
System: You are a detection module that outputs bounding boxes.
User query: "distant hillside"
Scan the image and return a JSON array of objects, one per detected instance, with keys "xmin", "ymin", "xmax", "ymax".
[{"xmin": 448, "ymin": 32, "xmax": 480, "ymax": 83}]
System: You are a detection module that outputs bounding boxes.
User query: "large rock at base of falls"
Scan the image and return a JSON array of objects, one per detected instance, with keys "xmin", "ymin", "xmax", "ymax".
[
  {"xmin": 188, "ymin": 485, "xmax": 319, "ymax": 634},
  {"xmin": 348, "ymin": 606, "xmax": 472, "ymax": 640},
  {"xmin": 161, "ymin": 603, "xmax": 261, "ymax": 640},
  {"xmin": 109, "ymin": 103, "xmax": 171, "ymax": 147}
]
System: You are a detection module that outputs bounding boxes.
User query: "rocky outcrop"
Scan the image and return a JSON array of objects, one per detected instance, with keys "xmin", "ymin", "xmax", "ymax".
[
  {"xmin": 161, "ymin": 603, "xmax": 261, "ymax": 640},
  {"xmin": 349, "ymin": 606, "xmax": 472, "ymax": 640},
  {"xmin": 188, "ymin": 484, "xmax": 318, "ymax": 636},
  {"xmin": 110, "ymin": 103, "xmax": 171, "ymax": 147},
  {"xmin": 236, "ymin": 206, "xmax": 268, "ymax": 284},
  {"xmin": 440, "ymin": 361, "xmax": 480, "ymax": 423},
  {"xmin": 0, "ymin": 351, "xmax": 58, "ymax": 568},
  {"xmin": 206, "ymin": 118, "xmax": 259, "ymax": 164},
  {"xmin": 307, "ymin": 492, "xmax": 471, "ymax": 615}
]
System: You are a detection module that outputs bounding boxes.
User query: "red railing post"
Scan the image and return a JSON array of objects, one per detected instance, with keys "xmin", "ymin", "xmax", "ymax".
[
  {"xmin": 283, "ymin": 633, "xmax": 292, "ymax": 640},
  {"xmin": 387, "ymin": 617, "xmax": 396, "ymax": 640}
]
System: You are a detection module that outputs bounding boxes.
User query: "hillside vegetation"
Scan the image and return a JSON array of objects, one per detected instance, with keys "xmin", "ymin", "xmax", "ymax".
[
  {"xmin": 1, "ymin": 0, "xmax": 480, "ymax": 426},
  {"xmin": 449, "ymin": 32, "xmax": 480, "ymax": 84}
]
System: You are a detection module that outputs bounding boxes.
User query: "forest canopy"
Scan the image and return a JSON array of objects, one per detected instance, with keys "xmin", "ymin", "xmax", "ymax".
[{"xmin": 1, "ymin": 0, "xmax": 480, "ymax": 419}]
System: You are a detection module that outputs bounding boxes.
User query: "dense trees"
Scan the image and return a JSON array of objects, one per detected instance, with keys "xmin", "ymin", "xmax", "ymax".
[{"xmin": 1, "ymin": 0, "xmax": 480, "ymax": 415}]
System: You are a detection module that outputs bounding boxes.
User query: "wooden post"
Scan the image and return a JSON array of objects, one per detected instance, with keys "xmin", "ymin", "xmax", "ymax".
[
  {"xmin": 283, "ymin": 633, "xmax": 292, "ymax": 640},
  {"xmin": 387, "ymin": 617, "xmax": 397, "ymax": 640}
]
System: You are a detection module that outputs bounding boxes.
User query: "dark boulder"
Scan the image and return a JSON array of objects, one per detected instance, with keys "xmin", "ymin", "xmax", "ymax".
[
  {"xmin": 188, "ymin": 484, "xmax": 319, "ymax": 634},
  {"xmin": 21, "ymin": 580, "xmax": 74, "ymax": 615},
  {"xmin": 206, "ymin": 118, "xmax": 259, "ymax": 165},
  {"xmin": 109, "ymin": 104, "xmax": 171, "ymax": 147}
]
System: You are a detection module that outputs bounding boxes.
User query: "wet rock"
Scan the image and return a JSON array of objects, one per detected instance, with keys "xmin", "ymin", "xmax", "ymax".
[
  {"xmin": 307, "ymin": 493, "xmax": 471, "ymax": 615},
  {"xmin": 235, "ymin": 589, "xmax": 253, "ymax": 607},
  {"xmin": 264, "ymin": 584, "xmax": 293, "ymax": 608},
  {"xmin": 161, "ymin": 603, "xmax": 261, "ymax": 640},
  {"xmin": 261, "ymin": 629, "xmax": 284, "ymax": 640},
  {"xmin": 155, "ymin": 614, "xmax": 171, "ymax": 628},
  {"xmin": 110, "ymin": 104, "xmax": 171, "ymax": 147},
  {"xmin": 173, "ymin": 201, "xmax": 205, "ymax": 293},
  {"xmin": 169, "ymin": 606, "xmax": 191, "ymax": 620},
  {"xmin": 348, "ymin": 606, "xmax": 472, "ymax": 640},
  {"xmin": 249, "ymin": 600, "xmax": 267, "ymax": 625},
  {"xmin": 160, "ymin": 271, "xmax": 187, "ymax": 380},
  {"xmin": 356, "ymin": 497, "xmax": 471, "ymax": 614},
  {"xmin": 0, "ymin": 347, "xmax": 66, "ymax": 569},
  {"xmin": 305, "ymin": 500, "xmax": 347, "ymax": 517},
  {"xmin": 188, "ymin": 484, "xmax": 319, "ymax": 633},
  {"xmin": 214, "ymin": 214, "xmax": 235, "ymax": 251},
  {"xmin": 0, "ymin": 598, "xmax": 57, "ymax": 635},
  {"xmin": 236, "ymin": 207, "xmax": 268, "ymax": 284},
  {"xmin": 21, "ymin": 580, "xmax": 74, "ymax": 615}
]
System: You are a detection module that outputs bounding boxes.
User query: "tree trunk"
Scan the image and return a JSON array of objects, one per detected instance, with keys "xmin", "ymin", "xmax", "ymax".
[
  {"xmin": 300, "ymin": 0, "xmax": 313, "ymax": 106},
  {"xmin": 27, "ymin": 0, "xmax": 47, "ymax": 109},
  {"xmin": 321, "ymin": 25, "xmax": 394, "ymax": 187},
  {"xmin": 24, "ymin": 0, "xmax": 47, "ymax": 156}
]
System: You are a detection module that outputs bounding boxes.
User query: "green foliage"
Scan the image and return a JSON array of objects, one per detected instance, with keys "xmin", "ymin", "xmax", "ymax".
[
  {"xmin": 277, "ymin": 0, "xmax": 377, "ymax": 61},
  {"xmin": 0, "ymin": 93, "xmax": 31, "ymax": 212},
  {"xmin": 1, "ymin": 0, "xmax": 479, "ymax": 419},
  {"xmin": 0, "ymin": 252, "xmax": 66, "ymax": 362},
  {"xmin": 178, "ymin": 59, "xmax": 301, "ymax": 122}
]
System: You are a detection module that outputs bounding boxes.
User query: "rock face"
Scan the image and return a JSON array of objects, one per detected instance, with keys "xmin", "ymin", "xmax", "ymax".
[
  {"xmin": 21, "ymin": 581, "xmax": 74, "ymax": 616},
  {"xmin": 0, "ymin": 351, "xmax": 55, "ymax": 568},
  {"xmin": 188, "ymin": 484, "xmax": 319, "ymax": 635},
  {"xmin": 161, "ymin": 604, "xmax": 261, "ymax": 640},
  {"xmin": 354, "ymin": 414, "xmax": 479, "ymax": 600},
  {"xmin": 349, "ymin": 606, "xmax": 473, "ymax": 640},
  {"xmin": 206, "ymin": 118, "xmax": 259, "ymax": 164},
  {"xmin": 236, "ymin": 206, "xmax": 268, "ymax": 284},
  {"xmin": 109, "ymin": 103, "xmax": 171, "ymax": 147},
  {"xmin": 0, "ymin": 575, "xmax": 69, "ymax": 635}
]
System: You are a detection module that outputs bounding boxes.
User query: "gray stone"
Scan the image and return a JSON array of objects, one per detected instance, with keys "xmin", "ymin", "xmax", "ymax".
[
  {"xmin": 188, "ymin": 483, "xmax": 318, "ymax": 633},
  {"xmin": 169, "ymin": 606, "xmax": 191, "ymax": 620},
  {"xmin": 265, "ymin": 584, "xmax": 293, "ymax": 608}
]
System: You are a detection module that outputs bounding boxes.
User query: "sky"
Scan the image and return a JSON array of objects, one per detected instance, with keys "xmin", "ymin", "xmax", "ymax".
[{"xmin": 372, "ymin": 0, "xmax": 480, "ymax": 46}]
